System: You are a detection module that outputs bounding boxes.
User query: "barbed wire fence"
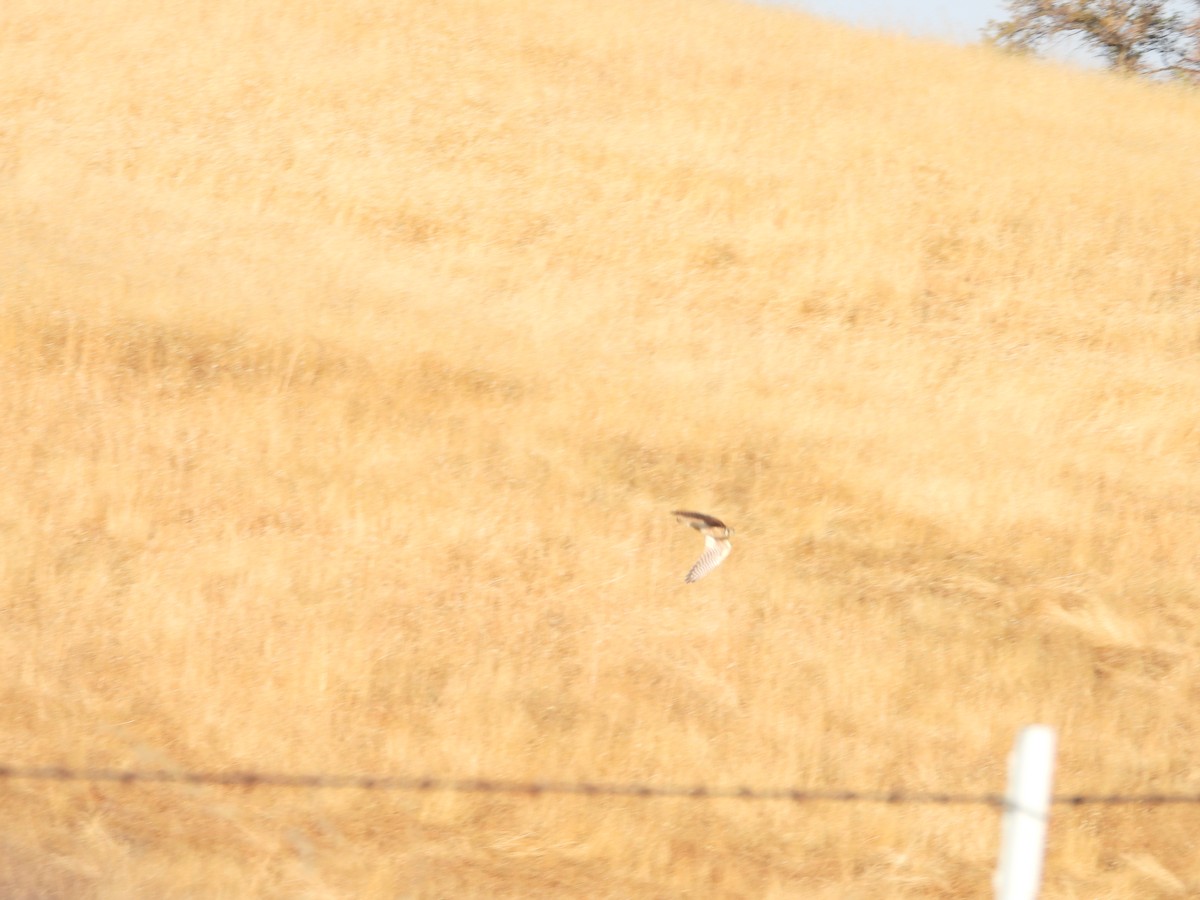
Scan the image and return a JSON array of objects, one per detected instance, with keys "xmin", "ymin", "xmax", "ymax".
[
  {"xmin": 1, "ymin": 763, "xmax": 1198, "ymax": 806},
  {"xmin": 5, "ymin": 727, "xmax": 1200, "ymax": 898}
]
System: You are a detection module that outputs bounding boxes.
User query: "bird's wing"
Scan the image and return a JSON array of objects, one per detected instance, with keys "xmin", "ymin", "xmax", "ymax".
[
  {"xmin": 685, "ymin": 534, "xmax": 732, "ymax": 583},
  {"xmin": 673, "ymin": 510, "xmax": 727, "ymax": 529}
]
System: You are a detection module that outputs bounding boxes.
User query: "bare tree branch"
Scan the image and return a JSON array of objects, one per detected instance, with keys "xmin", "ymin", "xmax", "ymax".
[{"xmin": 985, "ymin": 0, "xmax": 1199, "ymax": 78}]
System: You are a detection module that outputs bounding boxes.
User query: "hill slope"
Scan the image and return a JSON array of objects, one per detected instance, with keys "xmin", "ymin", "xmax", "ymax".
[{"xmin": 3, "ymin": 0, "xmax": 1200, "ymax": 895}]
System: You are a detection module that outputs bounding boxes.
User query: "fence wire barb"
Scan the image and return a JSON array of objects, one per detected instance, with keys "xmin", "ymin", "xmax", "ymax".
[{"xmin": 1, "ymin": 765, "xmax": 1198, "ymax": 806}]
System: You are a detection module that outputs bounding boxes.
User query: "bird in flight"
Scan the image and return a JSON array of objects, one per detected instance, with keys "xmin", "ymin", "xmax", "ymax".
[{"xmin": 672, "ymin": 510, "xmax": 733, "ymax": 583}]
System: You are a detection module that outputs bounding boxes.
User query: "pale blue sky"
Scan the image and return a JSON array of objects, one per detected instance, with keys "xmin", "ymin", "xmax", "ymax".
[
  {"xmin": 772, "ymin": 0, "xmax": 1007, "ymax": 43},
  {"xmin": 761, "ymin": 0, "xmax": 1108, "ymax": 65}
]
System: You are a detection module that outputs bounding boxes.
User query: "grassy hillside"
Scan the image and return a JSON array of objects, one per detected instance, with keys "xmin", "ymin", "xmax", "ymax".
[{"xmin": 3, "ymin": 0, "xmax": 1200, "ymax": 895}]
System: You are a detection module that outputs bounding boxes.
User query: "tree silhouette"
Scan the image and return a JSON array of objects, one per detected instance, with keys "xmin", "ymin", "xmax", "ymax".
[{"xmin": 986, "ymin": 0, "xmax": 1200, "ymax": 78}]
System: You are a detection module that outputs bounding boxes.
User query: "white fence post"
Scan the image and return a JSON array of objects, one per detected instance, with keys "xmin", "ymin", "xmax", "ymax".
[{"xmin": 994, "ymin": 725, "xmax": 1058, "ymax": 900}]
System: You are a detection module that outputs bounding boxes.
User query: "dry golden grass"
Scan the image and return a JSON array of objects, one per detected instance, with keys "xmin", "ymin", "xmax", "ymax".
[{"xmin": 2, "ymin": 0, "xmax": 1200, "ymax": 894}]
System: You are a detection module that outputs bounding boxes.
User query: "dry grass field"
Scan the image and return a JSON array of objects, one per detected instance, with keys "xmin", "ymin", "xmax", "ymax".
[{"xmin": 3, "ymin": 0, "xmax": 1200, "ymax": 895}]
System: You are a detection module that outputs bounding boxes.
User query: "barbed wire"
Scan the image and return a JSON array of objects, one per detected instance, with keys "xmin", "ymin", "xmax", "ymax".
[{"xmin": 1, "ymin": 764, "xmax": 1198, "ymax": 805}]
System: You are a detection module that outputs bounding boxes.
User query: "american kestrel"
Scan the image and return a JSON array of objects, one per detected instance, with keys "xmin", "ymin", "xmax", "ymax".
[{"xmin": 672, "ymin": 510, "xmax": 733, "ymax": 583}]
